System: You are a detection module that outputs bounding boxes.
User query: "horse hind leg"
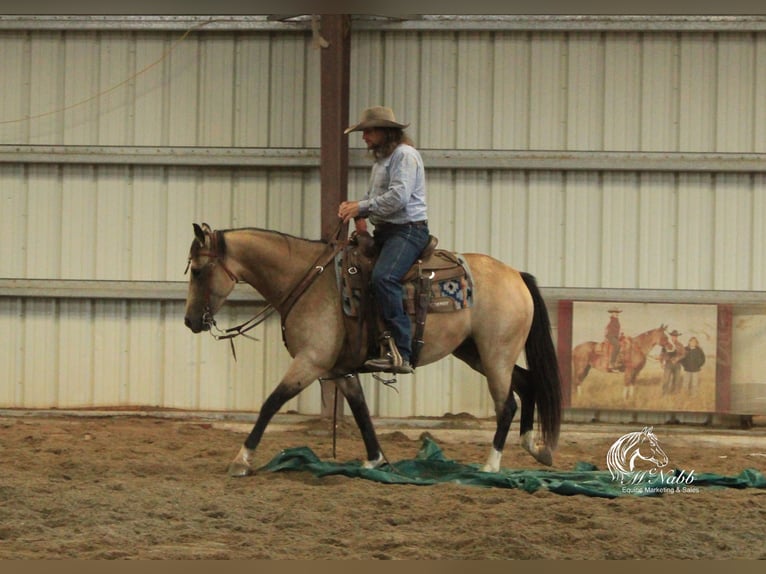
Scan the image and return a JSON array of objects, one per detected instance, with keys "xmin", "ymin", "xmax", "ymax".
[
  {"xmin": 451, "ymin": 339, "xmax": 511, "ymax": 472},
  {"xmin": 481, "ymin": 365, "xmax": 553, "ymax": 470},
  {"xmin": 482, "ymin": 378, "xmax": 517, "ymax": 472},
  {"xmin": 453, "ymin": 338, "xmax": 552, "ymax": 470},
  {"xmin": 514, "ymin": 366, "xmax": 553, "ymax": 466}
]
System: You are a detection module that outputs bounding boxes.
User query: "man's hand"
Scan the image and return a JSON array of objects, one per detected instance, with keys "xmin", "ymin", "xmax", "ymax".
[{"xmin": 338, "ymin": 201, "xmax": 360, "ymax": 223}]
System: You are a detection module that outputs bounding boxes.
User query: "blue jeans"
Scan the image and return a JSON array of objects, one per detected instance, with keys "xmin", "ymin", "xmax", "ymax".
[{"xmin": 372, "ymin": 222, "xmax": 430, "ymax": 362}]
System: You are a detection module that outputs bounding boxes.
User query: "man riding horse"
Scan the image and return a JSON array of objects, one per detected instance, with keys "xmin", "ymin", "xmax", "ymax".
[{"xmin": 338, "ymin": 106, "xmax": 429, "ymax": 375}]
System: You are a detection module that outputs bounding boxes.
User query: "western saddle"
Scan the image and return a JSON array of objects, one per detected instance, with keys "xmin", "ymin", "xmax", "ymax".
[{"xmin": 337, "ymin": 231, "xmax": 472, "ymax": 370}]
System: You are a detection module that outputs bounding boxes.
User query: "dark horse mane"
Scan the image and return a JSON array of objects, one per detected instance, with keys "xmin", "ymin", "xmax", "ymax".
[
  {"xmin": 192, "ymin": 225, "xmax": 328, "ymax": 260},
  {"xmin": 221, "ymin": 227, "xmax": 330, "ymax": 246},
  {"xmin": 218, "ymin": 227, "xmax": 331, "ymax": 258}
]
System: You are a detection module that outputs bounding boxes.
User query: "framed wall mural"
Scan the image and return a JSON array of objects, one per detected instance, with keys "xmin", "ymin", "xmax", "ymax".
[
  {"xmin": 557, "ymin": 301, "xmax": 727, "ymax": 413},
  {"xmin": 730, "ymin": 312, "xmax": 766, "ymax": 415}
]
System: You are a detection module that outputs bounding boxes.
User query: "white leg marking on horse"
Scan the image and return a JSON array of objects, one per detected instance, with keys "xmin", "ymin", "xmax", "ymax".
[
  {"xmin": 227, "ymin": 445, "xmax": 255, "ymax": 477},
  {"xmin": 362, "ymin": 452, "xmax": 385, "ymax": 469},
  {"xmin": 521, "ymin": 430, "xmax": 536, "ymax": 453},
  {"xmin": 482, "ymin": 448, "xmax": 502, "ymax": 473},
  {"xmin": 521, "ymin": 430, "xmax": 553, "ymax": 466}
]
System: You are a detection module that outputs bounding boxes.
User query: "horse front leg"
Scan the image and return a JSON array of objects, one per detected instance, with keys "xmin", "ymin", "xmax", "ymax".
[
  {"xmin": 334, "ymin": 373, "xmax": 384, "ymax": 468},
  {"xmin": 622, "ymin": 368, "xmax": 639, "ymax": 401},
  {"xmin": 228, "ymin": 362, "xmax": 320, "ymax": 477},
  {"xmin": 228, "ymin": 387, "xmax": 295, "ymax": 477}
]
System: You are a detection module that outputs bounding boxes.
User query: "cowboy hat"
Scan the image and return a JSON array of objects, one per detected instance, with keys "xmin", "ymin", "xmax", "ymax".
[
  {"xmin": 607, "ymin": 307, "xmax": 622, "ymax": 313},
  {"xmin": 669, "ymin": 329, "xmax": 682, "ymax": 336},
  {"xmin": 344, "ymin": 106, "xmax": 410, "ymax": 134}
]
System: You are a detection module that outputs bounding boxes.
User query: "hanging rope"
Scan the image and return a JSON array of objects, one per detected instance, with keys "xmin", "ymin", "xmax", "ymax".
[{"xmin": 0, "ymin": 18, "xmax": 221, "ymax": 126}]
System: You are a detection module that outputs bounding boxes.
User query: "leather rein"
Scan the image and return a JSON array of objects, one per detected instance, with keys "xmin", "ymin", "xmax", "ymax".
[{"xmin": 187, "ymin": 224, "xmax": 348, "ymax": 359}]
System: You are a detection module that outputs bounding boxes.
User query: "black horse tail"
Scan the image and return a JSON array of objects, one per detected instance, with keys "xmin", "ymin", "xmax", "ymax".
[{"xmin": 520, "ymin": 272, "xmax": 562, "ymax": 450}]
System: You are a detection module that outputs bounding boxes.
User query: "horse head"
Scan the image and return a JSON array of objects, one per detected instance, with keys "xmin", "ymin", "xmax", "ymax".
[
  {"xmin": 184, "ymin": 223, "xmax": 239, "ymax": 333},
  {"xmin": 656, "ymin": 324, "xmax": 669, "ymax": 348},
  {"xmin": 637, "ymin": 324, "xmax": 669, "ymax": 353}
]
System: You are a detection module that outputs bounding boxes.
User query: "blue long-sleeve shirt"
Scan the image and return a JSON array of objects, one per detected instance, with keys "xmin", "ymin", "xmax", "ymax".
[{"xmin": 358, "ymin": 144, "xmax": 428, "ymax": 225}]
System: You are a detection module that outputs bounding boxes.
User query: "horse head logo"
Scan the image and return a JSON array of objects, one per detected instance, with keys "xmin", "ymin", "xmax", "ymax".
[{"xmin": 606, "ymin": 426, "xmax": 669, "ymax": 483}]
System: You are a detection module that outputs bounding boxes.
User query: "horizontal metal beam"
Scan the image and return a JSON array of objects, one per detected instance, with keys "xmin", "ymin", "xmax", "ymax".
[
  {"xmin": 356, "ymin": 15, "xmax": 766, "ymax": 32},
  {"xmin": 0, "ymin": 279, "xmax": 262, "ymax": 303},
  {"xmin": 2, "ymin": 145, "xmax": 766, "ymax": 173},
  {"xmin": 542, "ymin": 287, "xmax": 766, "ymax": 309},
  {"xmin": 1, "ymin": 279, "xmax": 764, "ymax": 312},
  {"xmin": 0, "ymin": 145, "xmax": 320, "ymax": 168},
  {"xmin": 418, "ymin": 150, "xmax": 766, "ymax": 173},
  {"xmin": 0, "ymin": 15, "xmax": 310, "ymax": 32},
  {"xmin": 1, "ymin": 15, "xmax": 766, "ymax": 32}
]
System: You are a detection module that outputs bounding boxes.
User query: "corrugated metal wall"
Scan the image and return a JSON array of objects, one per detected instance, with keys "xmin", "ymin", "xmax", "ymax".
[
  {"xmin": 0, "ymin": 30, "xmax": 320, "ymax": 147},
  {"xmin": 0, "ymin": 166, "xmax": 322, "ymax": 412},
  {"xmin": 1, "ymin": 16, "xmax": 765, "ymax": 417},
  {"xmin": 347, "ymin": 28, "xmax": 766, "ymax": 290}
]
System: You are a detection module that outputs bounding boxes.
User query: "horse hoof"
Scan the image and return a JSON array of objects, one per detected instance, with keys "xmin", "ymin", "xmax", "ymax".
[
  {"xmin": 534, "ymin": 448, "xmax": 554, "ymax": 467},
  {"xmin": 481, "ymin": 448, "xmax": 502, "ymax": 473},
  {"xmin": 227, "ymin": 462, "xmax": 252, "ymax": 477},
  {"xmin": 362, "ymin": 453, "xmax": 385, "ymax": 469}
]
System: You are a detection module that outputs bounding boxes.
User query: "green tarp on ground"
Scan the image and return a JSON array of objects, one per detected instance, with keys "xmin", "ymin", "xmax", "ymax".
[{"xmin": 259, "ymin": 436, "xmax": 766, "ymax": 498}]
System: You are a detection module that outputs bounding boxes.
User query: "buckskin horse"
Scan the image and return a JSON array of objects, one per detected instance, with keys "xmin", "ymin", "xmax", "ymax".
[
  {"xmin": 571, "ymin": 324, "xmax": 669, "ymax": 401},
  {"xmin": 183, "ymin": 223, "xmax": 561, "ymax": 476}
]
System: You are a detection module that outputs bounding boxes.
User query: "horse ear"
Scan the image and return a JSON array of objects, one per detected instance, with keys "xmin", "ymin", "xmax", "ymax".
[
  {"xmin": 193, "ymin": 223, "xmax": 206, "ymax": 246},
  {"xmin": 201, "ymin": 222, "xmax": 212, "ymax": 234}
]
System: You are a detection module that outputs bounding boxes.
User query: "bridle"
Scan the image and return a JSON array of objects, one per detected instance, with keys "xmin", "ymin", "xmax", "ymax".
[
  {"xmin": 186, "ymin": 223, "xmax": 348, "ymax": 359},
  {"xmin": 185, "ymin": 229, "xmax": 274, "ymax": 357},
  {"xmin": 191, "ymin": 230, "xmax": 239, "ymax": 282}
]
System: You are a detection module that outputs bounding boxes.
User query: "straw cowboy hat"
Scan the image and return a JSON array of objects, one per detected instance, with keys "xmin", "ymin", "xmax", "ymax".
[
  {"xmin": 607, "ymin": 307, "xmax": 622, "ymax": 314},
  {"xmin": 344, "ymin": 106, "xmax": 410, "ymax": 134}
]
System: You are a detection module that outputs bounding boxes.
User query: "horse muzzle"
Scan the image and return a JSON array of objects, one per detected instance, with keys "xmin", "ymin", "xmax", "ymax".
[{"xmin": 184, "ymin": 314, "xmax": 212, "ymax": 333}]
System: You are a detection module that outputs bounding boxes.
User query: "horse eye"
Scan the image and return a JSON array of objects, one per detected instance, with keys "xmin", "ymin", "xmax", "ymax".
[{"xmin": 190, "ymin": 267, "xmax": 202, "ymax": 278}]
